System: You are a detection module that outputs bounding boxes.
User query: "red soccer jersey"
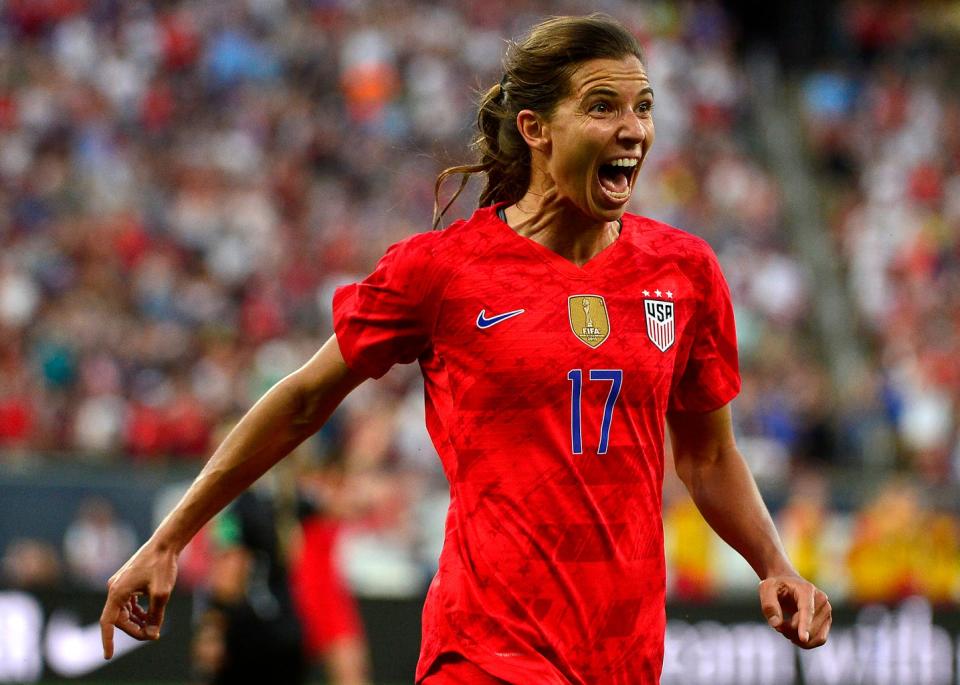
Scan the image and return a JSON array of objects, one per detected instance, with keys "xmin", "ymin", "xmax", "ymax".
[{"xmin": 333, "ymin": 205, "xmax": 740, "ymax": 685}]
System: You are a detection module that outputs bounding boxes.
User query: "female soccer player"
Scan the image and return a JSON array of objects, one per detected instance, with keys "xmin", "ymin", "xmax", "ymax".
[{"xmin": 101, "ymin": 14, "xmax": 831, "ymax": 684}]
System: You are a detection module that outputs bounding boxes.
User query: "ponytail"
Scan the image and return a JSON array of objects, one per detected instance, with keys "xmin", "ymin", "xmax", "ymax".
[{"xmin": 432, "ymin": 81, "xmax": 530, "ymax": 229}]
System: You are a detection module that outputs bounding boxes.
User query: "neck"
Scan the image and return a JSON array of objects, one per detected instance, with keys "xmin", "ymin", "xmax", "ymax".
[{"xmin": 503, "ymin": 187, "xmax": 621, "ymax": 267}]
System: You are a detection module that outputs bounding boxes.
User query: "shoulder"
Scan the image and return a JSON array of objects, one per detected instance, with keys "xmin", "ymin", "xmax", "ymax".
[
  {"xmin": 621, "ymin": 213, "xmax": 723, "ymax": 278},
  {"xmin": 380, "ymin": 205, "xmax": 505, "ymax": 274},
  {"xmin": 622, "ymin": 213, "xmax": 718, "ymax": 260}
]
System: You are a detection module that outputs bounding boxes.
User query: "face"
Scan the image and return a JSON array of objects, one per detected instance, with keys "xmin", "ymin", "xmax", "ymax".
[{"xmin": 532, "ymin": 55, "xmax": 655, "ymax": 222}]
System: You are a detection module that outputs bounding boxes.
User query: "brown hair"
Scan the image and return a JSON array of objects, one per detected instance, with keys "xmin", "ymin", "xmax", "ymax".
[{"xmin": 432, "ymin": 14, "xmax": 645, "ymax": 228}]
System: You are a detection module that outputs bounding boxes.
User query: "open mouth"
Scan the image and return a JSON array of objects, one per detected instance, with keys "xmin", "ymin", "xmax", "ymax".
[{"xmin": 597, "ymin": 158, "xmax": 639, "ymax": 202}]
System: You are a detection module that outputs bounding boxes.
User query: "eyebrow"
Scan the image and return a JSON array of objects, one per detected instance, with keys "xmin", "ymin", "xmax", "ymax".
[{"xmin": 582, "ymin": 85, "xmax": 655, "ymax": 100}]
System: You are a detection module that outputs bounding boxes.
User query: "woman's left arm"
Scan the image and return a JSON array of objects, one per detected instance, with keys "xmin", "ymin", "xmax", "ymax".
[{"xmin": 667, "ymin": 403, "xmax": 832, "ymax": 648}]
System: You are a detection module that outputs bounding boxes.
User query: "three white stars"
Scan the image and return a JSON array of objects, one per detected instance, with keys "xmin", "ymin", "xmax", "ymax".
[{"xmin": 643, "ymin": 289, "xmax": 674, "ymax": 299}]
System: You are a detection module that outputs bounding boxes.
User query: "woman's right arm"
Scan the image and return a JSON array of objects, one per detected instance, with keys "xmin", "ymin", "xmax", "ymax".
[{"xmin": 100, "ymin": 334, "xmax": 366, "ymax": 658}]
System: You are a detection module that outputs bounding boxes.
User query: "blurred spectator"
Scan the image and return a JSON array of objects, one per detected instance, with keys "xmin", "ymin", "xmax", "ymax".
[
  {"xmin": 916, "ymin": 511, "xmax": 960, "ymax": 605},
  {"xmin": 62, "ymin": 497, "xmax": 137, "ymax": 589},
  {"xmin": 843, "ymin": 478, "xmax": 960, "ymax": 605},
  {"xmin": 194, "ymin": 484, "xmax": 307, "ymax": 685},
  {"xmin": 778, "ymin": 472, "xmax": 829, "ymax": 585},
  {"xmin": 1, "ymin": 538, "xmax": 62, "ymax": 589},
  {"xmin": 664, "ymin": 493, "xmax": 716, "ymax": 603},
  {"xmin": 846, "ymin": 481, "xmax": 923, "ymax": 604},
  {"xmin": 289, "ymin": 446, "xmax": 372, "ymax": 685}
]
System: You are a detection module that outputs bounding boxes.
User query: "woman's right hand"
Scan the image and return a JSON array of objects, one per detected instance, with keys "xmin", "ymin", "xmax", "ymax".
[
  {"xmin": 99, "ymin": 541, "xmax": 179, "ymax": 659},
  {"xmin": 99, "ymin": 335, "xmax": 362, "ymax": 660}
]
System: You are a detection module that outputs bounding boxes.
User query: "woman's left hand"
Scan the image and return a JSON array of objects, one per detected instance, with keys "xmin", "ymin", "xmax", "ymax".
[{"xmin": 759, "ymin": 575, "xmax": 832, "ymax": 649}]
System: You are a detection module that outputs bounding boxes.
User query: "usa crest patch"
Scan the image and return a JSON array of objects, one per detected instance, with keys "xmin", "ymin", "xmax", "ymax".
[{"xmin": 644, "ymin": 299, "xmax": 674, "ymax": 352}]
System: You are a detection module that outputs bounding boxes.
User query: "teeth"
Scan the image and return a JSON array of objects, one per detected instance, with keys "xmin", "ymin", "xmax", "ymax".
[{"xmin": 609, "ymin": 158, "xmax": 638, "ymax": 167}]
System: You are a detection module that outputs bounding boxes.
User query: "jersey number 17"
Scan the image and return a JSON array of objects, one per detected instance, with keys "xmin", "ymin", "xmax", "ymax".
[{"xmin": 567, "ymin": 369, "xmax": 623, "ymax": 455}]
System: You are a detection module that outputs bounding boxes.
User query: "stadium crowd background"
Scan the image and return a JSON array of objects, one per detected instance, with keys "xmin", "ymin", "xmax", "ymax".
[{"xmin": 0, "ymin": 0, "xmax": 957, "ymax": 613}]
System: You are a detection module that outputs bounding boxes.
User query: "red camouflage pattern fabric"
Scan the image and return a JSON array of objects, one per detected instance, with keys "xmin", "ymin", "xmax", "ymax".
[{"xmin": 332, "ymin": 204, "xmax": 740, "ymax": 684}]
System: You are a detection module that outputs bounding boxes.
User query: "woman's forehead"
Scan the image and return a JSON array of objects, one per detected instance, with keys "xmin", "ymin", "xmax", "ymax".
[{"xmin": 569, "ymin": 56, "xmax": 650, "ymax": 96}]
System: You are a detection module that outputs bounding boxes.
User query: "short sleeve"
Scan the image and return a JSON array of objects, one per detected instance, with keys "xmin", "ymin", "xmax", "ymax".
[
  {"xmin": 332, "ymin": 234, "xmax": 440, "ymax": 379},
  {"xmin": 669, "ymin": 246, "xmax": 741, "ymax": 413}
]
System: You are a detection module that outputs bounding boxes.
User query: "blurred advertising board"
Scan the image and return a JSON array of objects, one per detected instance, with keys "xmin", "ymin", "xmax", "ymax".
[
  {"xmin": 663, "ymin": 596, "xmax": 959, "ymax": 685},
  {"xmin": 0, "ymin": 589, "xmax": 958, "ymax": 684},
  {"xmin": 0, "ymin": 588, "xmax": 191, "ymax": 682}
]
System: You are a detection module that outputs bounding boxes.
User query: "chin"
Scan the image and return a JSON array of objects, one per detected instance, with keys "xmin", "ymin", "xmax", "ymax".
[
  {"xmin": 558, "ymin": 189, "xmax": 628, "ymax": 225},
  {"xmin": 587, "ymin": 199, "xmax": 629, "ymax": 223}
]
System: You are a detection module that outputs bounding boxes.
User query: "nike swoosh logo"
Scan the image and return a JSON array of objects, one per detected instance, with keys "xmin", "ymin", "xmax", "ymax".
[
  {"xmin": 476, "ymin": 308, "xmax": 526, "ymax": 329},
  {"xmin": 46, "ymin": 611, "xmax": 148, "ymax": 676}
]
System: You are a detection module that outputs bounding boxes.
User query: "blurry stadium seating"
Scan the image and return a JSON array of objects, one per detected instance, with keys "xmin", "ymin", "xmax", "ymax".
[{"xmin": 0, "ymin": 0, "xmax": 956, "ymax": 621}]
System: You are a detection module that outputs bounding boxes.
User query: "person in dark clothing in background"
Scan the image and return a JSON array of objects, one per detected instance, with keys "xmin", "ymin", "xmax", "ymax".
[{"xmin": 192, "ymin": 486, "xmax": 307, "ymax": 685}]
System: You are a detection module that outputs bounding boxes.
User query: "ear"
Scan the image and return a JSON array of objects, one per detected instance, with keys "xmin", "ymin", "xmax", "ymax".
[{"xmin": 516, "ymin": 109, "xmax": 550, "ymax": 153}]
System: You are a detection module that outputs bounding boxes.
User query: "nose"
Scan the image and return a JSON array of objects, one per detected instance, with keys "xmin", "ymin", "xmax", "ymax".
[{"xmin": 617, "ymin": 111, "xmax": 648, "ymax": 148}]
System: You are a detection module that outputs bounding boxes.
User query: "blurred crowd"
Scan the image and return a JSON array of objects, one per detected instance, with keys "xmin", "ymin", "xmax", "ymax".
[
  {"xmin": 800, "ymin": 1, "xmax": 960, "ymax": 485},
  {"xmin": 0, "ymin": 0, "xmax": 956, "ymax": 605}
]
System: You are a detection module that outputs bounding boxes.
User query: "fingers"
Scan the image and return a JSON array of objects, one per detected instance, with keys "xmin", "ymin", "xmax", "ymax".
[
  {"xmin": 760, "ymin": 576, "xmax": 833, "ymax": 650},
  {"xmin": 105, "ymin": 596, "xmax": 162, "ymax": 640},
  {"xmin": 101, "ymin": 594, "xmax": 142, "ymax": 659},
  {"xmin": 128, "ymin": 598, "xmax": 149, "ymax": 622},
  {"xmin": 99, "ymin": 595, "xmax": 120, "ymax": 660},
  {"xmin": 101, "ymin": 585, "xmax": 169, "ymax": 659},
  {"xmin": 809, "ymin": 614, "xmax": 832, "ymax": 647},
  {"xmin": 795, "ymin": 584, "xmax": 815, "ymax": 643},
  {"xmin": 115, "ymin": 602, "xmax": 151, "ymax": 640},
  {"xmin": 758, "ymin": 578, "xmax": 784, "ymax": 629},
  {"xmin": 146, "ymin": 590, "xmax": 170, "ymax": 640},
  {"xmin": 803, "ymin": 590, "xmax": 833, "ymax": 649},
  {"xmin": 126, "ymin": 596, "xmax": 160, "ymax": 637}
]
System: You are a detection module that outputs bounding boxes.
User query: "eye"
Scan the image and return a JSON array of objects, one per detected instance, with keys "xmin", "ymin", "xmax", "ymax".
[
  {"xmin": 589, "ymin": 101, "xmax": 612, "ymax": 114},
  {"xmin": 636, "ymin": 100, "xmax": 654, "ymax": 115}
]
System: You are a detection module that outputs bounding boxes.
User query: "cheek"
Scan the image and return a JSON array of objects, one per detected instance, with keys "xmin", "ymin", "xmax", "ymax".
[
  {"xmin": 644, "ymin": 120, "xmax": 656, "ymax": 148},
  {"xmin": 559, "ymin": 153, "xmax": 593, "ymax": 188},
  {"xmin": 552, "ymin": 132, "xmax": 600, "ymax": 187}
]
